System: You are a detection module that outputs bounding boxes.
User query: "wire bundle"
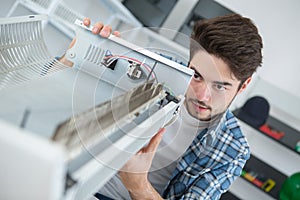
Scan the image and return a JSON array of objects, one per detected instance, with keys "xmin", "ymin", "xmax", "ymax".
[{"xmin": 103, "ymin": 54, "xmax": 157, "ymax": 80}]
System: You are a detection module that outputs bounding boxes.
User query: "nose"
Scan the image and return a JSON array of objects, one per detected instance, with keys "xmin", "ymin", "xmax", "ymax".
[{"xmin": 193, "ymin": 81, "xmax": 211, "ymax": 102}]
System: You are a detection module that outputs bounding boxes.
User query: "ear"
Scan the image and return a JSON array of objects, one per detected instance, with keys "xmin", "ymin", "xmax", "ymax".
[{"xmin": 237, "ymin": 77, "xmax": 252, "ymax": 94}]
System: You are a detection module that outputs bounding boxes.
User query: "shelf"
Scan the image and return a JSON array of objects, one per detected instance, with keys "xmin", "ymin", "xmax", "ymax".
[
  {"xmin": 241, "ymin": 155, "xmax": 287, "ymax": 199},
  {"xmin": 265, "ymin": 115, "xmax": 300, "ymax": 152},
  {"xmin": 220, "ymin": 191, "xmax": 241, "ymax": 200},
  {"xmin": 233, "ymin": 108, "xmax": 300, "ymax": 155}
]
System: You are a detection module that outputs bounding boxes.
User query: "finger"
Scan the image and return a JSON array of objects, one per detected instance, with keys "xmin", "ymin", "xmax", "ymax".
[
  {"xmin": 100, "ymin": 25, "xmax": 112, "ymax": 38},
  {"xmin": 144, "ymin": 128, "xmax": 165, "ymax": 153},
  {"xmin": 92, "ymin": 22, "xmax": 104, "ymax": 34},
  {"xmin": 113, "ymin": 31, "xmax": 121, "ymax": 37},
  {"xmin": 83, "ymin": 18, "xmax": 90, "ymax": 26}
]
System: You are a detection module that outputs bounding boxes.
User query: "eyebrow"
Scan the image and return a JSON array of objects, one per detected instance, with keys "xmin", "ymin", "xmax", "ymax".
[{"xmin": 190, "ymin": 66, "xmax": 233, "ymax": 87}]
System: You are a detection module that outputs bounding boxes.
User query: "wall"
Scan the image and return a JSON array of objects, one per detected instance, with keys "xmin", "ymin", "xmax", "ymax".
[{"xmin": 215, "ymin": 0, "xmax": 300, "ymax": 99}]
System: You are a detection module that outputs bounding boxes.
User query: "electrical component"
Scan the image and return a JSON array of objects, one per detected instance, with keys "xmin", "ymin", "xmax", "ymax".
[
  {"xmin": 101, "ymin": 50, "xmax": 118, "ymax": 70},
  {"xmin": 52, "ymin": 81, "xmax": 166, "ymax": 159},
  {"xmin": 127, "ymin": 61, "xmax": 143, "ymax": 79},
  {"xmin": 101, "ymin": 57, "xmax": 118, "ymax": 70}
]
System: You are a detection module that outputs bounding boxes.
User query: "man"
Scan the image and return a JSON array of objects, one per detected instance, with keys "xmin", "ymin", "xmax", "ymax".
[{"xmin": 62, "ymin": 13, "xmax": 263, "ymax": 199}]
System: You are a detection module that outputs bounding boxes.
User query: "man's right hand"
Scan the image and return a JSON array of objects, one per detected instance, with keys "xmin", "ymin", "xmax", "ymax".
[{"xmin": 59, "ymin": 17, "xmax": 120, "ymax": 67}]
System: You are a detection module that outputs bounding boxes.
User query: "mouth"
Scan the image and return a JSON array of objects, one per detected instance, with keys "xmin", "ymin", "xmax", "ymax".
[{"xmin": 191, "ymin": 101, "xmax": 211, "ymax": 112}]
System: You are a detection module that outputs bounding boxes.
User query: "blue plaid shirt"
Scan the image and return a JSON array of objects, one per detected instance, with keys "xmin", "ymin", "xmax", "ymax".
[{"xmin": 162, "ymin": 109, "xmax": 250, "ymax": 199}]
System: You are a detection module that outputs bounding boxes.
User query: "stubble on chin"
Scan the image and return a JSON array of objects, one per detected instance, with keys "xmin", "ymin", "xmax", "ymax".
[{"xmin": 184, "ymin": 99, "xmax": 212, "ymax": 121}]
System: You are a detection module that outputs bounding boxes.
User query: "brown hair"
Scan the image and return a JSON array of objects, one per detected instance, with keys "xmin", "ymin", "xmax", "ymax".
[{"xmin": 190, "ymin": 14, "xmax": 263, "ymax": 83}]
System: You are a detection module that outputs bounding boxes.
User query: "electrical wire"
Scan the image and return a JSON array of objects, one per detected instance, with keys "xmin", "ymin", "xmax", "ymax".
[
  {"xmin": 104, "ymin": 55, "xmax": 157, "ymax": 81},
  {"xmin": 146, "ymin": 61, "xmax": 157, "ymax": 83}
]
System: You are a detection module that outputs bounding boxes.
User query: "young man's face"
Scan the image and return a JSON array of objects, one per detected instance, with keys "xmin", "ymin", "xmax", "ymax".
[{"xmin": 185, "ymin": 50, "xmax": 248, "ymax": 121}]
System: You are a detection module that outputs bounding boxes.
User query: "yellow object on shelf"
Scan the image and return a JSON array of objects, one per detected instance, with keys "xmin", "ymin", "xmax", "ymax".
[{"xmin": 262, "ymin": 179, "xmax": 276, "ymax": 192}]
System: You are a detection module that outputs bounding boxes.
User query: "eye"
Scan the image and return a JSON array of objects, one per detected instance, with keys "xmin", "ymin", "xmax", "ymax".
[
  {"xmin": 214, "ymin": 84, "xmax": 226, "ymax": 91},
  {"xmin": 193, "ymin": 73, "xmax": 202, "ymax": 81}
]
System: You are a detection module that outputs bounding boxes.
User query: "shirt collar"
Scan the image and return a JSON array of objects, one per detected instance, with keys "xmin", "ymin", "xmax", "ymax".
[{"xmin": 200, "ymin": 110, "xmax": 228, "ymax": 146}]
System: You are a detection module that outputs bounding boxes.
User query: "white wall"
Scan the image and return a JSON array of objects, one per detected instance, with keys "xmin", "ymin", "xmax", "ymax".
[{"xmin": 215, "ymin": 0, "xmax": 300, "ymax": 99}]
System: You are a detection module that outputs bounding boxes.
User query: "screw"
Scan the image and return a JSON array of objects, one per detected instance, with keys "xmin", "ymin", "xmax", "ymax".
[{"xmin": 69, "ymin": 52, "xmax": 75, "ymax": 58}]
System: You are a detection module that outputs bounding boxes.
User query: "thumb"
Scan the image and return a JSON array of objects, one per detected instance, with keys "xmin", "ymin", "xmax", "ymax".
[{"xmin": 144, "ymin": 128, "xmax": 165, "ymax": 153}]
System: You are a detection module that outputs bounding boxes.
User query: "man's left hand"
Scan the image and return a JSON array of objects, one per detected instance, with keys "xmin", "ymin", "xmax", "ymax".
[{"xmin": 118, "ymin": 128, "xmax": 165, "ymax": 199}]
